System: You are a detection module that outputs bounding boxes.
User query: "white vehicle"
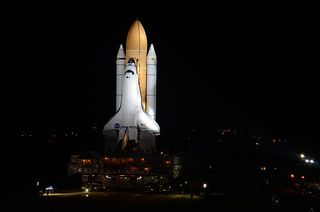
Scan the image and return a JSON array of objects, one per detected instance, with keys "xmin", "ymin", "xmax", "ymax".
[{"xmin": 103, "ymin": 58, "xmax": 160, "ymax": 153}]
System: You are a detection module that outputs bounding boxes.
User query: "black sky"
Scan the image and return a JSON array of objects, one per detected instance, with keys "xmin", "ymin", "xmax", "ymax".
[{"xmin": 2, "ymin": 2, "xmax": 320, "ymax": 149}]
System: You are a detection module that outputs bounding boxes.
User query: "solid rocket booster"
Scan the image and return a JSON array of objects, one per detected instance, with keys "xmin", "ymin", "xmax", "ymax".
[
  {"xmin": 116, "ymin": 20, "xmax": 157, "ymax": 120},
  {"xmin": 116, "ymin": 44, "xmax": 125, "ymax": 111},
  {"xmin": 147, "ymin": 44, "xmax": 157, "ymax": 120}
]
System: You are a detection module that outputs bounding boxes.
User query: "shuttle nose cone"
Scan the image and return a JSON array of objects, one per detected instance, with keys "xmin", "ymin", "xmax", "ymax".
[{"xmin": 126, "ymin": 20, "xmax": 147, "ymax": 56}]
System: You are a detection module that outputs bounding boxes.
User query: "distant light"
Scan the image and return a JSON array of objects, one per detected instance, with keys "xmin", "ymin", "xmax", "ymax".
[
  {"xmin": 300, "ymin": 154, "xmax": 305, "ymax": 159},
  {"xmin": 36, "ymin": 181, "xmax": 40, "ymax": 186},
  {"xmin": 85, "ymin": 188, "xmax": 89, "ymax": 192},
  {"xmin": 255, "ymin": 142, "xmax": 260, "ymax": 146},
  {"xmin": 85, "ymin": 194, "xmax": 89, "ymax": 197},
  {"xmin": 141, "ymin": 158, "xmax": 145, "ymax": 162},
  {"xmin": 165, "ymin": 160, "xmax": 172, "ymax": 165},
  {"xmin": 290, "ymin": 174, "xmax": 295, "ymax": 178},
  {"xmin": 301, "ymin": 176, "xmax": 305, "ymax": 179},
  {"xmin": 310, "ymin": 160, "xmax": 314, "ymax": 164},
  {"xmin": 160, "ymin": 152, "xmax": 164, "ymax": 155},
  {"xmin": 305, "ymin": 159, "xmax": 310, "ymax": 163},
  {"xmin": 261, "ymin": 166, "xmax": 266, "ymax": 171},
  {"xmin": 185, "ymin": 181, "xmax": 188, "ymax": 184},
  {"xmin": 203, "ymin": 183, "xmax": 207, "ymax": 189},
  {"xmin": 45, "ymin": 186, "xmax": 53, "ymax": 192}
]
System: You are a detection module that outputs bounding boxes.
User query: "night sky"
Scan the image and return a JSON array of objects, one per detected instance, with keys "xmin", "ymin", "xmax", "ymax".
[{"xmin": 2, "ymin": 2, "xmax": 320, "ymax": 151}]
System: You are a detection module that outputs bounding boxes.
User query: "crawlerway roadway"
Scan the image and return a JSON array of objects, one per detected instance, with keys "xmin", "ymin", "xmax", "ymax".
[{"xmin": 0, "ymin": 191, "xmax": 319, "ymax": 212}]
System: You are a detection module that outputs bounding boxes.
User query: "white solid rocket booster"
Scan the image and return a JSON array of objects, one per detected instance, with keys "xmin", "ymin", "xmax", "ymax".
[
  {"xmin": 116, "ymin": 44, "xmax": 125, "ymax": 111},
  {"xmin": 146, "ymin": 44, "xmax": 157, "ymax": 120}
]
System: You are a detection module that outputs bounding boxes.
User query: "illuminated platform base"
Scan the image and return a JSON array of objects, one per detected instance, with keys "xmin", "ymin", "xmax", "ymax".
[{"xmin": 68, "ymin": 153, "xmax": 183, "ymax": 190}]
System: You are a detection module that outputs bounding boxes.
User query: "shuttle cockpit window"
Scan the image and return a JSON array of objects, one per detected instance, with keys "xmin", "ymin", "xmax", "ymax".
[{"xmin": 125, "ymin": 70, "xmax": 134, "ymax": 75}]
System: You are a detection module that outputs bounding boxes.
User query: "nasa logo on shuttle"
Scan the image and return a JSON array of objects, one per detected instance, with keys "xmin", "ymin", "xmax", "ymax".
[{"xmin": 114, "ymin": 123, "xmax": 120, "ymax": 128}]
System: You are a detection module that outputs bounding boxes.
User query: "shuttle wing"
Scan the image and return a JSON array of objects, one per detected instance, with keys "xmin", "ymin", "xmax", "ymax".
[
  {"xmin": 103, "ymin": 111, "xmax": 121, "ymax": 133},
  {"xmin": 138, "ymin": 110, "xmax": 160, "ymax": 135}
]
